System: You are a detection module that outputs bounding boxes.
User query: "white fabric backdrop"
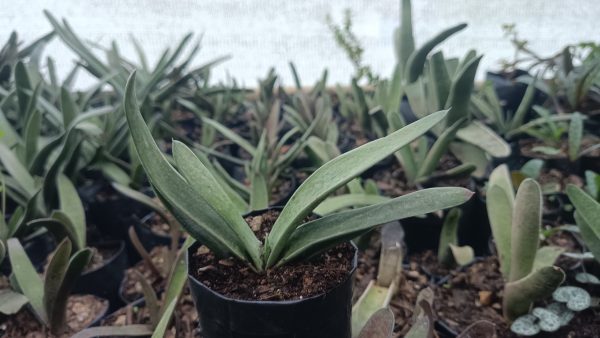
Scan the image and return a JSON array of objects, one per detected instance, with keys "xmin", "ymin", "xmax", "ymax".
[{"xmin": 3, "ymin": 0, "xmax": 599, "ymax": 88}]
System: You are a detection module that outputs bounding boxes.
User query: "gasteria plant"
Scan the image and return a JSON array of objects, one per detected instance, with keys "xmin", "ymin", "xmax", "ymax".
[
  {"xmin": 486, "ymin": 165, "xmax": 566, "ymax": 321},
  {"xmin": 566, "ymin": 184, "xmax": 600, "ymax": 263},
  {"xmin": 7, "ymin": 238, "xmax": 91, "ymax": 335},
  {"xmin": 124, "ymin": 71, "xmax": 473, "ymax": 271}
]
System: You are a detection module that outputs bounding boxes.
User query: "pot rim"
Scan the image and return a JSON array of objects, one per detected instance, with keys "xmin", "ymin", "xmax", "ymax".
[
  {"xmin": 83, "ymin": 240, "xmax": 126, "ymax": 275},
  {"xmin": 187, "ymin": 207, "xmax": 358, "ymax": 306}
]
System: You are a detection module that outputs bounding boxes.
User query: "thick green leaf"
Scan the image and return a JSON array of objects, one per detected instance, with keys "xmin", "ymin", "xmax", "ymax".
[
  {"xmin": 444, "ymin": 55, "xmax": 482, "ymax": 127},
  {"xmin": 57, "ymin": 174, "xmax": 86, "ymax": 248},
  {"xmin": 405, "ymin": 23, "xmax": 467, "ymax": 83},
  {"xmin": 509, "ymin": 75, "xmax": 538, "ymax": 131},
  {"xmin": 396, "ymin": 0, "xmax": 415, "ymax": 68},
  {"xmin": 429, "ymin": 51, "xmax": 451, "ymax": 109},
  {"xmin": 7, "ymin": 238, "xmax": 46, "ymax": 323},
  {"xmin": 568, "ymin": 112, "xmax": 583, "ymax": 161},
  {"xmin": 134, "ymin": 271, "xmax": 159, "ymax": 326},
  {"xmin": 60, "ymin": 87, "xmax": 77, "ymax": 130},
  {"xmin": 0, "ymin": 143, "xmax": 36, "ymax": 197},
  {"xmin": 51, "ymin": 247, "xmax": 92, "ymax": 333},
  {"xmin": 0, "ymin": 289, "xmax": 28, "ymax": 315},
  {"xmin": 172, "ymin": 141, "xmax": 262, "ymax": 268},
  {"xmin": 437, "ymin": 208, "xmax": 461, "ymax": 267},
  {"xmin": 567, "ymin": 184, "xmax": 600, "ymax": 240},
  {"xmin": 22, "ymin": 105, "xmax": 41, "ymax": 167},
  {"xmin": 314, "ymin": 194, "xmax": 391, "ymax": 215},
  {"xmin": 487, "ymin": 165, "xmax": 515, "ymax": 278},
  {"xmin": 575, "ymin": 212, "xmax": 600, "ymax": 264},
  {"xmin": 509, "ymin": 179, "xmax": 542, "ymax": 283},
  {"xmin": 504, "ymin": 266, "xmax": 565, "ymax": 320},
  {"xmin": 124, "ymin": 72, "xmax": 247, "ymax": 263},
  {"xmin": 456, "ymin": 121, "xmax": 511, "ymax": 158},
  {"xmin": 449, "ymin": 142, "xmax": 488, "ymax": 179},
  {"xmin": 28, "ymin": 216, "xmax": 79, "ymax": 251},
  {"xmin": 0, "ymin": 240, "xmax": 4, "ymax": 264},
  {"xmin": 265, "ymin": 110, "xmax": 449, "ymax": 266},
  {"xmin": 279, "ymin": 187, "xmax": 473, "ymax": 264},
  {"xmin": 15, "ymin": 61, "xmax": 32, "ymax": 117},
  {"xmin": 44, "ymin": 239, "xmax": 72, "ymax": 333},
  {"xmin": 417, "ymin": 117, "xmax": 466, "ymax": 179}
]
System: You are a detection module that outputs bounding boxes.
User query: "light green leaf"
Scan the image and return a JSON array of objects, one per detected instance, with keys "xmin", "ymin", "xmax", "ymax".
[
  {"xmin": 568, "ymin": 112, "xmax": 583, "ymax": 161},
  {"xmin": 280, "ymin": 187, "xmax": 473, "ymax": 264},
  {"xmin": 7, "ymin": 238, "xmax": 46, "ymax": 323},
  {"xmin": 0, "ymin": 289, "xmax": 28, "ymax": 315},
  {"xmin": 456, "ymin": 121, "xmax": 511, "ymax": 158},
  {"xmin": 314, "ymin": 194, "xmax": 391, "ymax": 215},
  {"xmin": 533, "ymin": 246, "xmax": 564, "ymax": 271},
  {"xmin": 57, "ymin": 175, "xmax": 86, "ymax": 248},
  {"xmin": 265, "ymin": 110, "xmax": 449, "ymax": 267}
]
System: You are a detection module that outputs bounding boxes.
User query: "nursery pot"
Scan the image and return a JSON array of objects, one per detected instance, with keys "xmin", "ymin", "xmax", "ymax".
[
  {"xmin": 73, "ymin": 240, "xmax": 128, "ymax": 312},
  {"xmin": 0, "ymin": 230, "xmax": 56, "ymax": 275},
  {"xmin": 187, "ymin": 208, "xmax": 358, "ymax": 338}
]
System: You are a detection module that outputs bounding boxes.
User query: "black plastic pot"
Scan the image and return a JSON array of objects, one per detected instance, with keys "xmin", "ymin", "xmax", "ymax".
[
  {"xmin": 269, "ymin": 173, "xmax": 299, "ymax": 207},
  {"xmin": 486, "ymin": 69, "xmax": 547, "ymax": 120},
  {"xmin": 73, "ymin": 240, "xmax": 128, "ymax": 312},
  {"xmin": 186, "ymin": 216, "xmax": 358, "ymax": 338}
]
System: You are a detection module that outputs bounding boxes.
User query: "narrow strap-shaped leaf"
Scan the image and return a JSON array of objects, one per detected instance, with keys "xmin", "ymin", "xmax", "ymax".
[
  {"xmin": 417, "ymin": 117, "xmax": 466, "ymax": 179},
  {"xmin": 279, "ymin": 187, "xmax": 473, "ymax": 265},
  {"xmin": 0, "ymin": 143, "xmax": 36, "ymax": 197},
  {"xmin": 314, "ymin": 194, "xmax": 391, "ymax": 215},
  {"xmin": 574, "ymin": 212, "xmax": 600, "ymax": 264},
  {"xmin": 567, "ymin": 184, "xmax": 600, "ymax": 239},
  {"xmin": 172, "ymin": 141, "xmax": 262, "ymax": 268},
  {"xmin": 57, "ymin": 175, "xmax": 86, "ymax": 248},
  {"xmin": 486, "ymin": 185, "xmax": 513, "ymax": 278},
  {"xmin": 7, "ymin": 238, "xmax": 46, "ymax": 323},
  {"xmin": 0, "ymin": 241, "xmax": 5, "ymax": 266},
  {"xmin": 22, "ymin": 102, "xmax": 41, "ymax": 167},
  {"xmin": 124, "ymin": 72, "xmax": 247, "ymax": 262},
  {"xmin": 265, "ymin": 110, "xmax": 449, "ymax": 267},
  {"xmin": 429, "ymin": 51, "xmax": 451, "ymax": 109},
  {"xmin": 27, "ymin": 215, "xmax": 79, "ymax": 251},
  {"xmin": 158, "ymin": 237, "xmax": 194, "ymax": 323},
  {"xmin": 14, "ymin": 61, "xmax": 32, "ymax": 118},
  {"xmin": 151, "ymin": 299, "xmax": 177, "ymax": 338},
  {"xmin": 201, "ymin": 117, "xmax": 256, "ymax": 155},
  {"xmin": 51, "ymin": 247, "xmax": 92, "ymax": 333},
  {"xmin": 405, "ymin": 23, "xmax": 467, "ymax": 83},
  {"xmin": 395, "ymin": 0, "xmax": 415, "ymax": 68},
  {"xmin": 568, "ymin": 112, "xmax": 583, "ymax": 161},
  {"xmin": 60, "ymin": 86, "xmax": 77, "ymax": 129},
  {"xmin": 133, "ymin": 271, "xmax": 160, "ymax": 327},
  {"xmin": 444, "ymin": 55, "xmax": 482, "ymax": 127},
  {"xmin": 437, "ymin": 208, "xmax": 462, "ymax": 267},
  {"xmin": 456, "ymin": 120, "xmax": 511, "ymax": 158},
  {"xmin": 509, "ymin": 75, "xmax": 538, "ymax": 131},
  {"xmin": 0, "ymin": 289, "xmax": 28, "ymax": 315},
  {"xmin": 44, "ymin": 239, "xmax": 72, "ymax": 333}
]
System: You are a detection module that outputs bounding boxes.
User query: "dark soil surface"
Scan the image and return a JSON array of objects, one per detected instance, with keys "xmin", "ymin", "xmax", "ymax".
[
  {"xmin": 190, "ymin": 209, "xmax": 355, "ymax": 301},
  {"xmin": 432, "ymin": 256, "xmax": 510, "ymax": 336},
  {"xmin": 0, "ymin": 294, "xmax": 108, "ymax": 338},
  {"xmin": 519, "ymin": 135, "xmax": 600, "ymax": 160},
  {"xmin": 121, "ymin": 246, "xmax": 170, "ymax": 303}
]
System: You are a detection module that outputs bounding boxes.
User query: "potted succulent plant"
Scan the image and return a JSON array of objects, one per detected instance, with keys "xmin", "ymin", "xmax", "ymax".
[{"xmin": 124, "ymin": 71, "xmax": 473, "ymax": 337}]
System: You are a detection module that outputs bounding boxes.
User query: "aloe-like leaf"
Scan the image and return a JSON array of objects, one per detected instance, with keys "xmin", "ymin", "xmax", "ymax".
[
  {"xmin": 567, "ymin": 185, "xmax": 600, "ymax": 255},
  {"xmin": 456, "ymin": 121, "xmax": 511, "ymax": 158},
  {"xmin": 417, "ymin": 117, "xmax": 466, "ymax": 179},
  {"xmin": 568, "ymin": 112, "xmax": 583, "ymax": 161},
  {"xmin": 56, "ymin": 174, "xmax": 86, "ymax": 248},
  {"xmin": 0, "ymin": 289, "xmax": 28, "ymax": 315},
  {"xmin": 504, "ymin": 266, "xmax": 565, "ymax": 321},
  {"xmin": 487, "ymin": 165, "xmax": 515, "ymax": 278},
  {"xmin": 405, "ymin": 23, "xmax": 467, "ymax": 83},
  {"xmin": 50, "ymin": 246, "xmax": 92, "ymax": 332},
  {"xmin": 280, "ymin": 187, "xmax": 473, "ymax": 264},
  {"xmin": 60, "ymin": 86, "xmax": 77, "ymax": 130},
  {"xmin": 124, "ymin": 72, "xmax": 248, "ymax": 264},
  {"xmin": 429, "ymin": 51, "xmax": 451, "ymax": 109},
  {"xmin": 14, "ymin": 61, "xmax": 32, "ymax": 117},
  {"xmin": 438, "ymin": 208, "xmax": 461, "ymax": 267},
  {"xmin": 0, "ymin": 107, "xmax": 20, "ymax": 147},
  {"xmin": 265, "ymin": 110, "xmax": 449, "ymax": 266},
  {"xmin": 7, "ymin": 238, "xmax": 46, "ymax": 323},
  {"xmin": 42, "ymin": 129, "xmax": 81, "ymax": 211},
  {"xmin": 444, "ymin": 55, "xmax": 482, "ymax": 127},
  {"xmin": 395, "ymin": 0, "xmax": 415, "ymax": 68},
  {"xmin": 201, "ymin": 117, "xmax": 256, "ymax": 156},
  {"xmin": 314, "ymin": 194, "xmax": 391, "ymax": 215},
  {"xmin": 22, "ymin": 103, "xmax": 41, "ymax": 167},
  {"xmin": 509, "ymin": 75, "xmax": 538, "ymax": 131},
  {"xmin": 509, "ymin": 179, "xmax": 542, "ymax": 283},
  {"xmin": 405, "ymin": 288, "xmax": 435, "ymax": 338},
  {"xmin": 171, "ymin": 141, "xmax": 262, "ymax": 268},
  {"xmin": 151, "ymin": 298, "xmax": 177, "ymax": 338},
  {"xmin": 71, "ymin": 325, "xmax": 153, "ymax": 338},
  {"xmin": 44, "ymin": 238, "xmax": 72, "ymax": 333},
  {"xmin": 0, "ymin": 143, "xmax": 36, "ymax": 197}
]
